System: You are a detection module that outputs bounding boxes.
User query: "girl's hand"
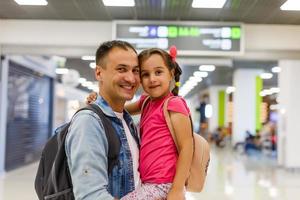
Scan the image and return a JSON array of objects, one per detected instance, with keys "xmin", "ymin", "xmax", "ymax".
[
  {"xmin": 86, "ymin": 92, "xmax": 97, "ymax": 104},
  {"xmin": 167, "ymin": 188, "xmax": 185, "ymax": 200}
]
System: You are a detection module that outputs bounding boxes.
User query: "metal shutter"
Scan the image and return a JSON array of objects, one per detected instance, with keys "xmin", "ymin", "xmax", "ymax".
[{"xmin": 5, "ymin": 60, "xmax": 53, "ymax": 171}]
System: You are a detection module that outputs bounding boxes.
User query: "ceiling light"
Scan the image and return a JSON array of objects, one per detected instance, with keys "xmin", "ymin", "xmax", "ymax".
[
  {"xmin": 271, "ymin": 66, "xmax": 281, "ymax": 73},
  {"xmin": 78, "ymin": 78, "xmax": 86, "ymax": 84},
  {"xmin": 55, "ymin": 68, "xmax": 69, "ymax": 74},
  {"xmin": 89, "ymin": 62, "xmax": 96, "ymax": 69},
  {"xmin": 81, "ymin": 56, "xmax": 95, "ymax": 61},
  {"xmin": 205, "ymin": 104, "xmax": 213, "ymax": 118},
  {"xmin": 264, "ymin": 89, "xmax": 273, "ymax": 96},
  {"xmin": 82, "ymin": 81, "xmax": 93, "ymax": 87},
  {"xmin": 260, "ymin": 73, "xmax": 273, "ymax": 79},
  {"xmin": 260, "ymin": 89, "xmax": 273, "ymax": 96},
  {"xmin": 270, "ymin": 87, "xmax": 280, "ymax": 93},
  {"xmin": 189, "ymin": 76, "xmax": 202, "ymax": 83},
  {"xmin": 199, "ymin": 65, "xmax": 216, "ymax": 72},
  {"xmin": 193, "ymin": 71, "xmax": 208, "ymax": 78},
  {"xmin": 102, "ymin": 0, "xmax": 135, "ymax": 7},
  {"xmin": 259, "ymin": 91, "xmax": 266, "ymax": 97},
  {"xmin": 179, "ymin": 75, "xmax": 203, "ymax": 97},
  {"xmin": 88, "ymin": 84, "xmax": 98, "ymax": 91},
  {"xmin": 226, "ymin": 86, "xmax": 235, "ymax": 94},
  {"xmin": 192, "ymin": 0, "xmax": 226, "ymax": 8},
  {"xmin": 179, "ymin": 90, "xmax": 189, "ymax": 97},
  {"xmin": 14, "ymin": 0, "xmax": 48, "ymax": 5},
  {"xmin": 280, "ymin": 0, "xmax": 300, "ymax": 11}
]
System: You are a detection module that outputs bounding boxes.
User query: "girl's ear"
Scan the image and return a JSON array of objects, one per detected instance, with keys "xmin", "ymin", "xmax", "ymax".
[
  {"xmin": 170, "ymin": 78, "xmax": 175, "ymax": 91},
  {"xmin": 171, "ymin": 68, "xmax": 175, "ymax": 78}
]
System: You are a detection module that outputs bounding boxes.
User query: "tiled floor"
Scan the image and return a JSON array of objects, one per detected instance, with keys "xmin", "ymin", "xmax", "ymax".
[
  {"xmin": 189, "ymin": 147, "xmax": 300, "ymax": 200},
  {"xmin": 1, "ymin": 146, "xmax": 300, "ymax": 200},
  {"xmin": 0, "ymin": 162, "xmax": 38, "ymax": 200}
]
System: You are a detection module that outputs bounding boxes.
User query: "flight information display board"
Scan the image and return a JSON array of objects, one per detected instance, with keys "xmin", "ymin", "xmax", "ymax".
[{"xmin": 114, "ymin": 21, "xmax": 244, "ymax": 56}]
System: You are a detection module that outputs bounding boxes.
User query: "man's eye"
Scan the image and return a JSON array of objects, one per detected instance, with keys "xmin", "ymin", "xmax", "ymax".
[
  {"xmin": 133, "ymin": 69, "xmax": 140, "ymax": 74},
  {"xmin": 117, "ymin": 68, "xmax": 126, "ymax": 72}
]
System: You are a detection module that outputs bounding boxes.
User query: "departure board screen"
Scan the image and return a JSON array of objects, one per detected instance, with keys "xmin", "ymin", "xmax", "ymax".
[{"xmin": 114, "ymin": 21, "xmax": 244, "ymax": 56}]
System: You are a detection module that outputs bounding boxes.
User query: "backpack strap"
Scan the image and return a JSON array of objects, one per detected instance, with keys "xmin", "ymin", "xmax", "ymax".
[
  {"xmin": 163, "ymin": 96, "xmax": 194, "ymax": 151},
  {"xmin": 163, "ymin": 96, "xmax": 179, "ymax": 149},
  {"xmin": 163, "ymin": 96, "xmax": 196, "ymax": 186},
  {"xmin": 140, "ymin": 95, "xmax": 151, "ymax": 114},
  {"xmin": 76, "ymin": 104, "xmax": 120, "ymax": 175}
]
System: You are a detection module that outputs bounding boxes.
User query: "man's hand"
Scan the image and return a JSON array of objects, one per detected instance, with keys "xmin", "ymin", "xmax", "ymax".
[
  {"xmin": 167, "ymin": 188, "xmax": 185, "ymax": 200},
  {"xmin": 86, "ymin": 92, "xmax": 98, "ymax": 105}
]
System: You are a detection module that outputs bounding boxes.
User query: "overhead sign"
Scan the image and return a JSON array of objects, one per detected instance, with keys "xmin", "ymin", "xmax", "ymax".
[{"xmin": 114, "ymin": 21, "xmax": 244, "ymax": 56}]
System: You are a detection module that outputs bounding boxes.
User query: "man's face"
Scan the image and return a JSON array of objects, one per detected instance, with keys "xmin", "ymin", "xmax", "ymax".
[{"xmin": 96, "ymin": 47, "xmax": 140, "ymax": 104}]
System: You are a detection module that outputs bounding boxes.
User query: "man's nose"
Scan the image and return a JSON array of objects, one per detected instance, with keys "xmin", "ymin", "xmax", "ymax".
[{"xmin": 125, "ymin": 71, "xmax": 139, "ymax": 83}]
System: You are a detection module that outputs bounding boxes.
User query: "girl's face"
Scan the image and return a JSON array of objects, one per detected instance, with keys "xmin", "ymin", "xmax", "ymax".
[{"xmin": 140, "ymin": 54, "xmax": 174, "ymax": 99}]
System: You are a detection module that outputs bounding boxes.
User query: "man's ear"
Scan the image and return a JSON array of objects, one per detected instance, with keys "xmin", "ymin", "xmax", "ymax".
[{"xmin": 95, "ymin": 65, "xmax": 103, "ymax": 81}]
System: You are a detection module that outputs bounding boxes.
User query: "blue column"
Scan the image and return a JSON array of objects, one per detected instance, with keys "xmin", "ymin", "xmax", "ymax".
[{"xmin": 0, "ymin": 56, "xmax": 8, "ymax": 175}]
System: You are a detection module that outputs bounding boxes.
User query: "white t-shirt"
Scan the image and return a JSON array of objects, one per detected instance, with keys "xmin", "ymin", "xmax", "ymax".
[{"xmin": 114, "ymin": 112, "xmax": 141, "ymax": 189}]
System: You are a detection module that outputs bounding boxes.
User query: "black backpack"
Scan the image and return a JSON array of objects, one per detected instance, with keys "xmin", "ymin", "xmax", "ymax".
[{"xmin": 34, "ymin": 104, "xmax": 120, "ymax": 200}]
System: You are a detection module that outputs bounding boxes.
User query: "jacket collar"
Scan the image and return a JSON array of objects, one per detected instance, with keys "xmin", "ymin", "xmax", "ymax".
[{"xmin": 94, "ymin": 95, "xmax": 131, "ymax": 119}]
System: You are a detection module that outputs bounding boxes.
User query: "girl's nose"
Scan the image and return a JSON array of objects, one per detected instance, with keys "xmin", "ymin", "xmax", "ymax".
[{"xmin": 149, "ymin": 74, "xmax": 156, "ymax": 83}]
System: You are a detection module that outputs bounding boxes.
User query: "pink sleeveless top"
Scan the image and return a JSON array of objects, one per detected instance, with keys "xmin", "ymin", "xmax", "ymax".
[{"xmin": 138, "ymin": 93, "xmax": 190, "ymax": 183}]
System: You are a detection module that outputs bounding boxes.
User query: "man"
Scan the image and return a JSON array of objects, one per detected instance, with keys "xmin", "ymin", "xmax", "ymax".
[{"xmin": 65, "ymin": 40, "xmax": 141, "ymax": 199}]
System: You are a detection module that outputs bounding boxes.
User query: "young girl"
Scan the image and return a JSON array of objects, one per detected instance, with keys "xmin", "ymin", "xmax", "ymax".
[{"xmin": 88, "ymin": 47, "xmax": 194, "ymax": 200}]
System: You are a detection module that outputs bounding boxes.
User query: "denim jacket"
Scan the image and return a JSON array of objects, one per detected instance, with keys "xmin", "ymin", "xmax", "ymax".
[{"xmin": 65, "ymin": 96, "xmax": 140, "ymax": 199}]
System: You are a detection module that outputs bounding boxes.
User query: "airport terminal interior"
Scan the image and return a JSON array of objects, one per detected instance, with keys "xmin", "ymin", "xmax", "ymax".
[{"xmin": 1, "ymin": 0, "xmax": 300, "ymax": 199}]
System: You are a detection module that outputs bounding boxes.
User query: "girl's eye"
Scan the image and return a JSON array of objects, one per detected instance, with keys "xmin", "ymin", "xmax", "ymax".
[
  {"xmin": 141, "ymin": 73, "xmax": 149, "ymax": 77},
  {"xmin": 155, "ymin": 70, "xmax": 162, "ymax": 75}
]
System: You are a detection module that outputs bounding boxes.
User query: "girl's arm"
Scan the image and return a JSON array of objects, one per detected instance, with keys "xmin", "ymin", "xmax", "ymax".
[
  {"xmin": 125, "ymin": 101, "xmax": 141, "ymax": 115},
  {"xmin": 86, "ymin": 92, "xmax": 141, "ymax": 115},
  {"xmin": 167, "ymin": 112, "xmax": 194, "ymax": 200}
]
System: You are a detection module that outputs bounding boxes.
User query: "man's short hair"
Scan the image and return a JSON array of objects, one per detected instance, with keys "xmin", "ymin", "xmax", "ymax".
[{"xmin": 95, "ymin": 40, "xmax": 137, "ymax": 68}]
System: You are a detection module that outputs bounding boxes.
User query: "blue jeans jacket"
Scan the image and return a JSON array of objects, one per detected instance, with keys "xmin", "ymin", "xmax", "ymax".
[{"xmin": 65, "ymin": 96, "xmax": 140, "ymax": 199}]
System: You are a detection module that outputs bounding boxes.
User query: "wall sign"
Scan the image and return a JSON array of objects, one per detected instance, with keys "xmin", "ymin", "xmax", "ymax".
[{"xmin": 114, "ymin": 21, "xmax": 244, "ymax": 56}]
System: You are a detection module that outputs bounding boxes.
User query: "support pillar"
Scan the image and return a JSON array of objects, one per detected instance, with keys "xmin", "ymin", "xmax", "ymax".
[
  {"xmin": 208, "ymin": 86, "xmax": 227, "ymax": 133},
  {"xmin": 232, "ymin": 69, "xmax": 263, "ymax": 145},
  {"xmin": 278, "ymin": 60, "xmax": 300, "ymax": 168}
]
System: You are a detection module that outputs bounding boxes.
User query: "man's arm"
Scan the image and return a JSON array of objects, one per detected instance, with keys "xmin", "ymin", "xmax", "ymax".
[{"xmin": 65, "ymin": 110, "xmax": 114, "ymax": 200}]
